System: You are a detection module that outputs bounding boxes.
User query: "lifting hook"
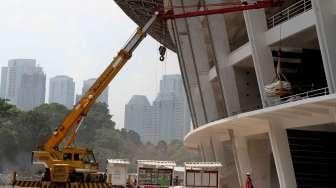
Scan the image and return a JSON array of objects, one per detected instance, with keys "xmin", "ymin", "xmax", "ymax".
[{"xmin": 159, "ymin": 46, "xmax": 167, "ymax": 61}]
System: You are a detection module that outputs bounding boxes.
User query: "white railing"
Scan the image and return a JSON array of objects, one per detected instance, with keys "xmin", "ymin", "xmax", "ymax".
[
  {"xmin": 267, "ymin": 0, "xmax": 312, "ymax": 29},
  {"xmin": 275, "ymin": 87, "xmax": 329, "ymax": 105},
  {"xmin": 231, "ymin": 87, "xmax": 329, "ymax": 115}
]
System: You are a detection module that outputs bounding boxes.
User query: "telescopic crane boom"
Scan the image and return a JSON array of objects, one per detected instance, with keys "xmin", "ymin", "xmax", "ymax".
[
  {"xmin": 32, "ymin": 12, "xmax": 159, "ymax": 183},
  {"xmin": 45, "ymin": 12, "xmax": 159, "ymax": 150}
]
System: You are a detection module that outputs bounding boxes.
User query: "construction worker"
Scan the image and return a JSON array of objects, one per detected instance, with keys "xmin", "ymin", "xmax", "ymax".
[{"xmin": 245, "ymin": 172, "xmax": 254, "ymax": 188}]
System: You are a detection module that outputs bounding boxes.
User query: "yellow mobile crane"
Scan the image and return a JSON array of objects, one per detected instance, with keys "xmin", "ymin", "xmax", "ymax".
[
  {"xmin": 32, "ymin": 12, "xmax": 160, "ymax": 183},
  {"xmin": 29, "ymin": 0, "xmax": 281, "ymax": 185}
]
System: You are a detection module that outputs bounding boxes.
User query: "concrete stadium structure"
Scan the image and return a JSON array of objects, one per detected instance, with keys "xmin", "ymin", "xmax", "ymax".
[{"xmin": 115, "ymin": 0, "xmax": 336, "ymax": 187}]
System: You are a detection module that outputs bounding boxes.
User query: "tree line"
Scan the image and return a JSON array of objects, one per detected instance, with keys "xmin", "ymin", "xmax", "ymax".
[{"xmin": 0, "ymin": 99, "xmax": 199, "ymax": 174}]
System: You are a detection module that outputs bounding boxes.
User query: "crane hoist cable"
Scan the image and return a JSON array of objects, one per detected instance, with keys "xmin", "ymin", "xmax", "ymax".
[
  {"xmin": 159, "ymin": 19, "xmax": 167, "ymax": 62},
  {"xmin": 264, "ymin": 1, "xmax": 292, "ymax": 97}
]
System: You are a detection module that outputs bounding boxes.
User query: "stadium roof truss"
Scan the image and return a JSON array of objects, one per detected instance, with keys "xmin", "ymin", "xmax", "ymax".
[{"xmin": 114, "ymin": 0, "xmax": 176, "ymax": 51}]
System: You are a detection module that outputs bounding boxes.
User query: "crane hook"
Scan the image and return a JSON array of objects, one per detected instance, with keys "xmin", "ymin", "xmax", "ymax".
[{"xmin": 159, "ymin": 46, "xmax": 167, "ymax": 62}]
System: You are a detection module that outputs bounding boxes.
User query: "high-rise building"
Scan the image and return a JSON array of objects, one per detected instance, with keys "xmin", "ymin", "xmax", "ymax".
[
  {"xmin": 117, "ymin": 0, "xmax": 336, "ymax": 187},
  {"xmin": 17, "ymin": 66, "xmax": 46, "ymax": 111},
  {"xmin": 124, "ymin": 75, "xmax": 190, "ymax": 144},
  {"xmin": 6, "ymin": 59, "xmax": 36, "ymax": 105},
  {"xmin": 124, "ymin": 95, "xmax": 154, "ymax": 143},
  {"xmin": 152, "ymin": 75, "xmax": 190, "ymax": 143},
  {"xmin": 49, "ymin": 75, "xmax": 75, "ymax": 109},
  {"xmin": 82, "ymin": 78, "xmax": 108, "ymax": 104},
  {"xmin": 0, "ymin": 67, "xmax": 8, "ymax": 99},
  {"xmin": 1, "ymin": 59, "xmax": 46, "ymax": 110}
]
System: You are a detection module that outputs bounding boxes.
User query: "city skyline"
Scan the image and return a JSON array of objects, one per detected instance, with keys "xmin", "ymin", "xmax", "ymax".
[
  {"xmin": 0, "ymin": 60, "xmax": 182, "ymax": 129},
  {"xmin": 0, "ymin": 0, "xmax": 180, "ymax": 128},
  {"xmin": 1, "ymin": 65, "xmax": 111, "ymax": 106}
]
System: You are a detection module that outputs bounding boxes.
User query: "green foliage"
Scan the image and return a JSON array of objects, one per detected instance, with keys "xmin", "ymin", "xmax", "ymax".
[
  {"xmin": 14, "ymin": 110, "xmax": 52, "ymax": 151},
  {"xmin": 77, "ymin": 102, "xmax": 115, "ymax": 146},
  {"xmin": 34, "ymin": 103, "xmax": 69, "ymax": 130},
  {"xmin": 0, "ymin": 128, "xmax": 18, "ymax": 162},
  {"xmin": 0, "ymin": 100, "xmax": 200, "ymax": 173},
  {"xmin": 0, "ymin": 98, "xmax": 19, "ymax": 118}
]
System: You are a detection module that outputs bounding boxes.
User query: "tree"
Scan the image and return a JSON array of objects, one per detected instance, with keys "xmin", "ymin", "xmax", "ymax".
[
  {"xmin": 0, "ymin": 128, "xmax": 18, "ymax": 162},
  {"xmin": 34, "ymin": 103, "xmax": 69, "ymax": 130},
  {"xmin": 0, "ymin": 99, "xmax": 19, "ymax": 118},
  {"xmin": 75, "ymin": 103, "xmax": 115, "ymax": 145},
  {"xmin": 0, "ymin": 102, "xmax": 201, "ymax": 173},
  {"xmin": 156, "ymin": 140, "xmax": 168, "ymax": 153},
  {"xmin": 15, "ymin": 110, "xmax": 51, "ymax": 151}
]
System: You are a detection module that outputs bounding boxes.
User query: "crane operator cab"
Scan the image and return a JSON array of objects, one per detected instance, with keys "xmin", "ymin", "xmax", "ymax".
[{"xmin": 32, "ymin": 147, "xmax": 104, "ymax": 183}]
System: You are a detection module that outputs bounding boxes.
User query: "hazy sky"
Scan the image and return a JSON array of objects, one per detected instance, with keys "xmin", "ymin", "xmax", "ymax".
[{"xmin": 0, "ymin": 0, "xmax": 181, "ymax": 128}]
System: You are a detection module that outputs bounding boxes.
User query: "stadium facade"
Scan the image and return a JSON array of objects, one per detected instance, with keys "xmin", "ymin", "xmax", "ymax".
[{"xmin": 115, "ymin": 0, "xmax": 336, "ymax": 187}]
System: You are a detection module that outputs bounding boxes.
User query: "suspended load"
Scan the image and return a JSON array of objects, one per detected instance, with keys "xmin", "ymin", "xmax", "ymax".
[
  {"xmin": 264, "ymin": 80, "xmax": 291, "ymax": 97},
  {"xmin": 264, "ymin": 51, "xmax": 292, "ymax": 97}
]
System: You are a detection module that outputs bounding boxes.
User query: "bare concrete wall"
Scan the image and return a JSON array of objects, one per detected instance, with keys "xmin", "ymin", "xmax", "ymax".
[{"xmin": 233, "ymin": 63, "xmax": 262, "ymax": 113}]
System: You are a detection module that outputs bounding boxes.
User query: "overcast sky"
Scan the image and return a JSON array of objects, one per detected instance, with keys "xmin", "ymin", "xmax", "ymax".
[{"xmin": 0, "ymin": 0, "xmax": 181, "ymax": 128}]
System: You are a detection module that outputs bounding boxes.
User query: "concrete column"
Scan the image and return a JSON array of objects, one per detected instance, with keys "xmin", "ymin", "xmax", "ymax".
[
  {"xmin": 312, "ymin": 0, "xmax": 336, "ymax": 93},
  {"xmin": 268, "ymin": 120, "xmax": 297, "ymax": 188},
  {"xmin": 199, "ymin": 144, "xmax": 206, "ymax": 161},
  {"xmin": 169, "ymin": 0, "xmax": 207, "ymax": 126},
  {"xmin": 247, "ymin": 135, "xmax": 275, "ymax": 188},
  {"xmin": 201, "ymin": 138, "xmax": 216, "ymax": 161},
  {"xmin": 212, "ymin": 134, "xmax": 240, "ymax": 188},
  {"xmin": 242, "ymin": 3, "xmax": 276, "ymax": 106},
  {"xmin": 205, "ymin": 0, "xmax": 241, "ymax": 115},
  {"xmin": 186, "ymin": 14, "xmax": 221, "ymax": 122},
  {"xmin": 230, "ymin": 130, "xmax": 251, "ymax": 187}
]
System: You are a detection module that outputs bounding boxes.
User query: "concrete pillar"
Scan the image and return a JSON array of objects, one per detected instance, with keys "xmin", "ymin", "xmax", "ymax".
[
  {"xmin": 205, "ymin": 0, "xmax": 241, "ymax": 115},
  {"xmin": 268, "ymin": 120, "xmax": 297, "ymax": 188},
  {"xmin": 212, "ymin": 134, "xmax": 240, "ymax": 188},
  {"xmin": 186, "ymin": 12, "xmax": 221, "ymax": 122},
  {"xmin": 242, "ymin": 2, "xmax": 276, "ymax": 106},
  {"xmin": 230, "ymin": 130, "xmax": 251, "ymax": 187},
  {"xmin": 247, "ymin": 134, "xmax": 275, "ymax": 188},
  {"xmin": 165, "ymin": 0, "xmax": 198, "ymax": 128},
  {"xmin": 312, "ymin": 0, "xmax": 336, "ymax": 93},
  {"xmin": 201, "ymin": 138, "xmax": 216, "ymax": 161},
  {"xmin": 169, "ymin": 0, "xmax": 207, "ymax": 126},
  {"xmin": 199, "ymin": 144, "xmax": 206, "ymax": 161}
]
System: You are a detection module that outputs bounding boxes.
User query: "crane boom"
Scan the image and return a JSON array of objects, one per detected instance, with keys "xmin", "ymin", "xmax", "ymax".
[{"xmin": 44, "ymin": 12, "xmax": 159, "ymax": 150}]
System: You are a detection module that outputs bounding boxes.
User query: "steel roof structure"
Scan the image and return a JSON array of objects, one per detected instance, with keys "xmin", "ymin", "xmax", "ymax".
[{"xmin": 114, "ymin": 0, "xmax": 175, "ymax": 51}]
